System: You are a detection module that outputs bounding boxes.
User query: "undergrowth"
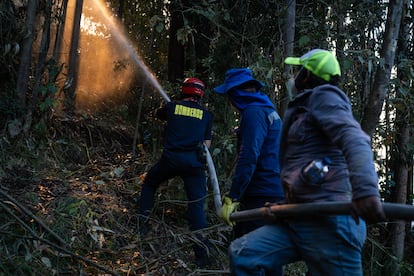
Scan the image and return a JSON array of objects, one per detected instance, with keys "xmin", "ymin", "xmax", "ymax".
[{"xmin": 0, "ymin": 114, "xmax": 413, "ymax": 275}]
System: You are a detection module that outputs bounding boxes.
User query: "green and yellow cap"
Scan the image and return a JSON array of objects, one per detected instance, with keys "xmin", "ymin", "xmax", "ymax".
[{"xmin": 284, "ymin": 49, "xmax": 341, "ymax": 82}]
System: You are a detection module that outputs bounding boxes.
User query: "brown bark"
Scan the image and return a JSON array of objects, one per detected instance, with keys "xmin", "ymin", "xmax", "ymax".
[
  {"xmin": 23, "ymin": 0, "xmax": 53, "ymax": 133},
  {"xmin": 64, "ymin": 0, "xmax": 83, "ymax": 113},
  {"xmin": 16, "ymin": 0, "xmax": 38, "ymax": 108},
  {"xmin": 53, "ymin": 0, "xmax": 69, "ymax": 59}
]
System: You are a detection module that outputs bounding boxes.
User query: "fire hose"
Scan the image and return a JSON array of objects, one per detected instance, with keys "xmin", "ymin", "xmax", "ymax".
[
  {"xmin": 149, "ymin": 92, "xmax": 414, "ymax": 223},
  {"xmin": 230, "ymin": 201, "xmax": 414, "ymax": 222},
  {"xmin": 204, "ymin": 143, "xmax": 223, "ymax": 216},
  {"xmin": 157, "ymin": 91, "xmax": 413, "ymax": 222}
]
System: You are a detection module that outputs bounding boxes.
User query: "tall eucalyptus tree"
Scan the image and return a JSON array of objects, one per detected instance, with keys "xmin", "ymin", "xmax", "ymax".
[
  {"xmin": 65, "ymin": 0, "xmax": 83, "ymax": 113},
  {"xmin": 361, "ymin": 0, "xmax": 404, "ymax": 137},
  {"xmin": 16, "ymin": 0, "xmax": 38, "ymax": 109},
  {"xmin": 387, "ymin": 1, "xmax": 413, "ymax": 273}
]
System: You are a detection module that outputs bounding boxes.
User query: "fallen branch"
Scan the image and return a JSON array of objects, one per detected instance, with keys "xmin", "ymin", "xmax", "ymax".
[
  {"xmin": 0, "ymin": 199, "xmax": 120, "ymax": 276},
  {"xmin": 230, "ymin": 201, "xmax": 414, "ymax": 222},
  {"xmin": 0, "ymin": 187, "xmax": 67, "ymax": 246}
]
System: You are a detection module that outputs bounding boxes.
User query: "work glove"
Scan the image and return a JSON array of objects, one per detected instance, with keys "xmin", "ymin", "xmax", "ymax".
[
  {"xmin": 350, "ymin": 195, "xmax": 386, "ymax": 224},
  {"xmin": 221, "ymin": 196, "xmax": 239, "ymax": 226}
]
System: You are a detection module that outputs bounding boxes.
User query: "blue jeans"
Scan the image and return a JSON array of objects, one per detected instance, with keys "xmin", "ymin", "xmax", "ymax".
[{"xmin": 229, "ymin": 215, "xmax": 366, "ymax": 276}]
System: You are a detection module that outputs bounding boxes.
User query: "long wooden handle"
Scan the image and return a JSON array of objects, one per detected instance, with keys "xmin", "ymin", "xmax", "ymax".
[{"xmin": 230, "ymin": 201, "xmax": 414, "ymax": 222}]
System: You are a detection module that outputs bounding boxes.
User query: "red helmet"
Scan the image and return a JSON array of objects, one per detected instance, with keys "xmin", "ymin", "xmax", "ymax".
[{"xmin": 181, "ymin": 77, "xmax": 205, "ymax": 98}]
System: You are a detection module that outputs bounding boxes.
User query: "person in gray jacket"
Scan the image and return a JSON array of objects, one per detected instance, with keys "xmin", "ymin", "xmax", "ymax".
[{"xmin": 228, "ymin": 49, "xmax": 385, "ymax": 276}]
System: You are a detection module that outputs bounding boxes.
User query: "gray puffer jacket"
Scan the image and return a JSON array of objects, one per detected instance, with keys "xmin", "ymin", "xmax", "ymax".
[{"xmin": 280, "ymin": 84, "xmax": 380, "ymax": 203}]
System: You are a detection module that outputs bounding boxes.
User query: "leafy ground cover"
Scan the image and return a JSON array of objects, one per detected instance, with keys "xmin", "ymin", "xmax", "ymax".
[
  {"xmin": 0, "ymin": 114, "xmax": 234, "ymax": 275},
  {"xmin": 3, "ymin": 113, "xmax": 401, "ymax": 275}
]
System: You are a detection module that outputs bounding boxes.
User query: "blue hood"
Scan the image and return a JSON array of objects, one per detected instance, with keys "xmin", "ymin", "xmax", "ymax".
[
  {"xmin": 214, "ymin": 68, "xmax": 265, "ymax": 94},
  {"xmin": 228, "ymin": 89, "xmax": 275, "ymax": 111}
]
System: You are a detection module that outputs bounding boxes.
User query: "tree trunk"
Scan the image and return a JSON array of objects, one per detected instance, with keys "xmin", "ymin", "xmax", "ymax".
[
  {"xmin": 132, "ymin": 85, "xmax": 146, "ymax": 161},
  {"xmin": 64, "ymin": 0, "xmax": 83, "ymax": 114},
  {"xmin": 53, "ymin": 0, "xmax": 69, "ymax": 60},
  {"xmin": 360, "ymin": 0, "xmax": 404, "ymax": 137},
  {"xmin": 16, "ymin": 0, "xmax": 37, "ymax": 108},
  {"xmin": 388, "ymin": 1, "xmax": 412, "ymax": 273},
  {"xmin": 390, "ymin": 122, "xmax": 409, "ymax": 273},
  {"xmin": 189, "ymin": 1, "xmax": 212, "ymax": 79},
  {"xmin": 167, "ymin": 0, "xmax": 184, "ymax": 82},
  {"xmin": 335, "ymin": 1, "xmax": 346, "ymax": 81},
  {"xmin": 23, "ymin": 0, "xmax": 53, "ymax": 133},
  {"xmin": 280, "ymin": 0, "xmax": 295, "ymax": 119}
]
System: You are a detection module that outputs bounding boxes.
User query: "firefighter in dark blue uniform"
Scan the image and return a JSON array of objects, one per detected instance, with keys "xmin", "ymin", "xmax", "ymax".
[{"xmin": 138, "ymin": 77, "xmax": 213, "ymax": 267}]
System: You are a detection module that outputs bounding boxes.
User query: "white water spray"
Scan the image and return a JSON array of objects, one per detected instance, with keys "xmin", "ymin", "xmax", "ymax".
[
  {"xmin": 94, "ymin": 1, "xmax": 170, "ymax": 102},
  {"xmin": 95, "ymin": 0, "xmax": 222, "ymax": 214}
]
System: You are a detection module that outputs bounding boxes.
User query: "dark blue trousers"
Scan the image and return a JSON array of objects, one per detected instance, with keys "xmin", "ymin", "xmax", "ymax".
[{"xmin": 139, "ymin": 150, "xmax": 208, "ymax": 257}]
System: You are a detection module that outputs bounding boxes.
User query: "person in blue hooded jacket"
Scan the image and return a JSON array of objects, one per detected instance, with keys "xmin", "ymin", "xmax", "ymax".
[{"xmin": 214, "ymin": 68, "xmax": 285, "ymax": 238}]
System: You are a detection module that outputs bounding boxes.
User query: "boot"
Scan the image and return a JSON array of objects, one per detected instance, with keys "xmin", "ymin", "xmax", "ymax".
[
  {"xmin": 138, "ymin": 216, "xmax": 149, "ymax": 236},
  {"xmin": 193, "ymin": 238, "xmax": 211, "ymax": 268}
]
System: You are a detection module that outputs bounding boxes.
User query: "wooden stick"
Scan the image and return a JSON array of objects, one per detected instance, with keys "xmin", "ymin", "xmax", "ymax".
[{"xmin": 230, "ymin": 201, "xmax": 414, "ymax": 222}]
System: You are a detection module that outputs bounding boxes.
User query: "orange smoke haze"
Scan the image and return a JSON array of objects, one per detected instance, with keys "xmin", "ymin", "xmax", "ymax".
[{"xmin": 61, "ymin": 0, "xmax": 136, "ymax": 111}]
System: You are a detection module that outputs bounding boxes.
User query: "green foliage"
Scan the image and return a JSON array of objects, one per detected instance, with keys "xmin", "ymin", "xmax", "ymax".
[
  {"xmin": 208, "ymin": 1, "xmax": 286, "ymax": 76},
  {"xmin": 363, "ymin": 225, "xmax": 414, "ymax": 275},
  {"xmin": 0, "ymin": 1, "xmax": 20, "ymax": 85},
  {"xmin": 176, "ymin": 24, "xmax": 194, "ymax": 45},
  {"xmin": 0, "ymin": 95, "xmax": 23, "ymax": 120},
  {"xmin": 298, "ymin": 35, "xmax": 311, "ymax": 48},
  {"xmin": 149, "ymin": 15, "xmax": 165, "ymax": 33},
  {"xmin": 32, "ymin": 119, "xmax": 49, "ymax": 137},
  {"xmin": 119, "ymin": 0, "xmax": 169, "ymax": 73}
]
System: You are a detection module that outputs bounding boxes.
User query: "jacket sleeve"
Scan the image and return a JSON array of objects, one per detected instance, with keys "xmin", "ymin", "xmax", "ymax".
[
  {"xmin": 155, "ymin": 103, "xmax": 169, "ymax": 121},
  {"xmin": 309, "ymin": 86, "xmax": 380, "ymax": 200},
  {"xmin": 228, "ymin": 107, "xmax": 268, "ymax": 200},
  {"xmin": 204, "ymin": 111, "xmax": 213, "ymax": 141}
]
